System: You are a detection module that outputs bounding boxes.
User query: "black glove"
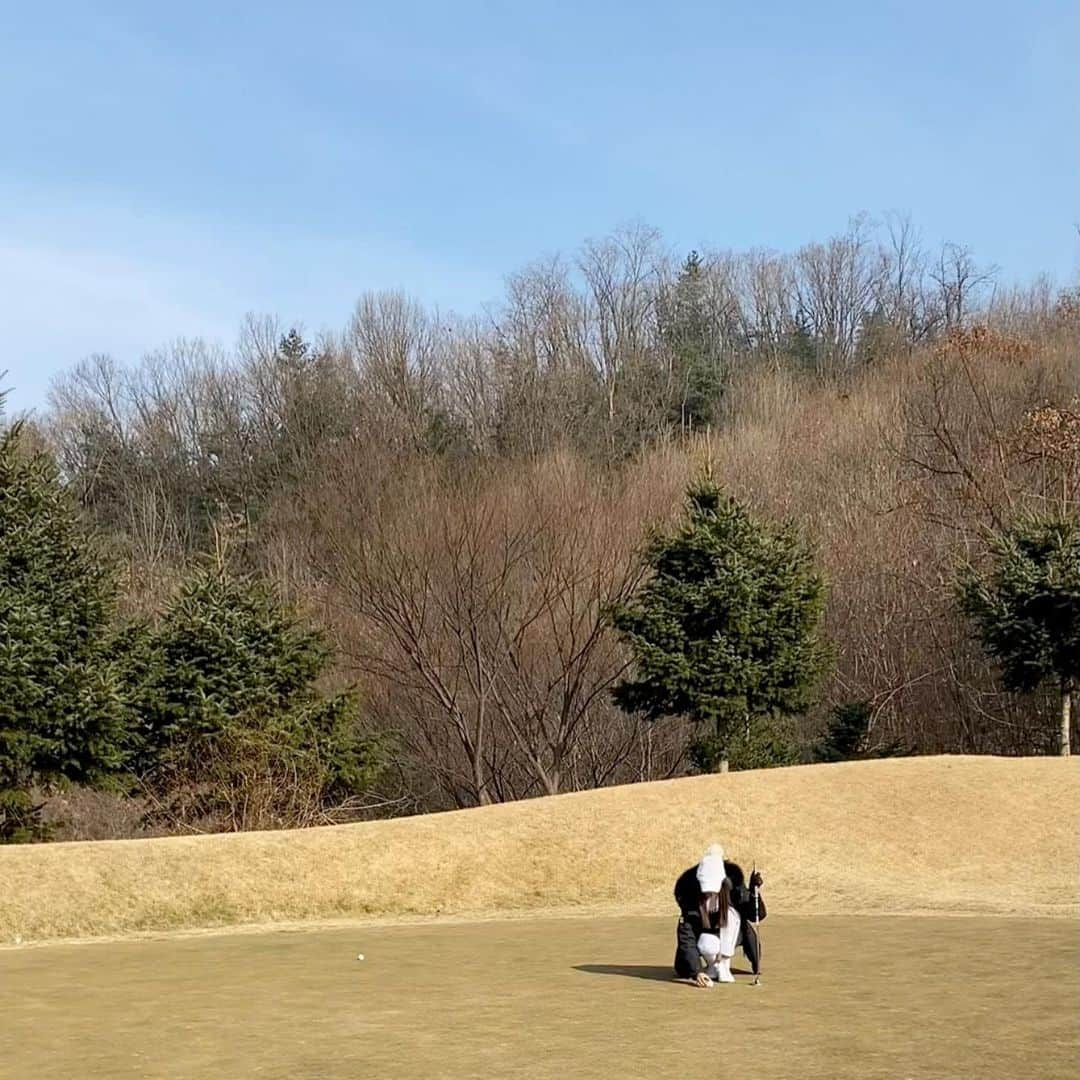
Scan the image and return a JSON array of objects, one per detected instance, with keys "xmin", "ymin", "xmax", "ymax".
[{"xmin": 749, "ymin": 870, "xmax": 763, "ymax": 890}]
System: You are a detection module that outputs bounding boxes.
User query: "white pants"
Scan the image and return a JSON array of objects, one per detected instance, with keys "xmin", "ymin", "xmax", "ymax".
[{"xmin": 697, "ymin": 908, "xmax": 741, "ymax": 973}]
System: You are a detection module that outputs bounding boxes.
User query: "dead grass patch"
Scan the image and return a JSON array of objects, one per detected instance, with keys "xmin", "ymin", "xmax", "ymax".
[{"xmin": 1, "ymin": 756, "xmax": 1077, "ymax": 943}]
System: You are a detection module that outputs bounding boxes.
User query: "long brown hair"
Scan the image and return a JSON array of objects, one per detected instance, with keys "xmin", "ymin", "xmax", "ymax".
[{"xmin": 698, "ymin": 879, "xmax": 731, "ymax": 930}]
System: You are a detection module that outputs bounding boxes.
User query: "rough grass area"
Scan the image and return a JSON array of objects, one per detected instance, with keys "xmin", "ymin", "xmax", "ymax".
[
  {"xmin": 2, "ymin": 757, "xmax": 1078, "ymax": 943},
  {"xmin": 3, "ymin": 915, "xmax": 1078, "ymax": 1079}
]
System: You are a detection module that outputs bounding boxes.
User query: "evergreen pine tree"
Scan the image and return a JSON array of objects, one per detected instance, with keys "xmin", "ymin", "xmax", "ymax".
[
  {"xmin": 958, "ymin": 515, "xmax": 1080, "ymax": 755},
  {"xmin": 811, "ymin": 699, "xmax": 909, "ymax": 762},
  {"xmin": 0, "ymin": 413, "xmax": 131, "ymax": 840},
  {"xmin": 812, "ymin": 700, "xmax": 873, "ymax": 762},
  {"xmin": 277, "ymin": 328, "xmax": 310, "ymax": 370},
  {"xmin": 659, "ymin": 252, "xmax": 725, "ymax": 432},
  {"xmin": 612, "ymin": 480, "xmax": 830, "ymax": 770},
  {"xmin": 128, "ymin": 565, "xmax": 382, "ymax": 822},
  {"xmin": 781, "ymin": 309, "xmax": 822, "ymax": 372}
]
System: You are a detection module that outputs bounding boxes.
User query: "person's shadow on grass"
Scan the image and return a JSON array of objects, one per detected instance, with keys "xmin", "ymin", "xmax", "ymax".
[
  {"xmin": 574, "ymin": 964, "xmax": 755, "ymax": 982},
  {"xmin": 574, "ymin": 964, "xmax": 675, "ymax": 982}
]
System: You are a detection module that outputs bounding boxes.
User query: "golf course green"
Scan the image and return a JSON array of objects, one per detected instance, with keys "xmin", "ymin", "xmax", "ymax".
[{"xmin": 4, "ymin": 914, "xmax": 1077, "ymax": 1079}]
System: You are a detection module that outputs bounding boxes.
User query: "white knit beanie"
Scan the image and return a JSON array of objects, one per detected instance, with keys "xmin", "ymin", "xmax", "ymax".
[{"xmin": 696, "ymin": 843, "xmax": 727, "ymax": 893}]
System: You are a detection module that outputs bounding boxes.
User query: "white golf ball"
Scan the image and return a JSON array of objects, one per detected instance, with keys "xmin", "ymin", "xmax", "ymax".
[{"xmin": 356, "ymin": 953, "xmax": 365, "ymax": 961}]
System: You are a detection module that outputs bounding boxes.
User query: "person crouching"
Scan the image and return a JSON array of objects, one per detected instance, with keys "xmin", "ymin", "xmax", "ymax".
[{"xmin": 674, "ymin": 844, "xmax": 741, "ymax": 986}]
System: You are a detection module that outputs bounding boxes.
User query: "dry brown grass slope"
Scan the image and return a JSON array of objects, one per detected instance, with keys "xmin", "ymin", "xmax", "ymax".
[{"xmin": 2, "ymin": 756, "xmax": 1077, "ymax": 944}]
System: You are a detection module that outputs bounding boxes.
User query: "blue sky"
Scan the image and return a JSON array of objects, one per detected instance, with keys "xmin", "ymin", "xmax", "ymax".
[{"xmin": 3, "ymin": 0, "xmax": 1077, "ymax": 413}]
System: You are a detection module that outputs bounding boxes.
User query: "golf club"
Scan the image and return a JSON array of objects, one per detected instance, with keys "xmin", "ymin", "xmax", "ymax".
[{"xmin": 751, "ymin": 861, "xmax": 762, "ymax": 987}]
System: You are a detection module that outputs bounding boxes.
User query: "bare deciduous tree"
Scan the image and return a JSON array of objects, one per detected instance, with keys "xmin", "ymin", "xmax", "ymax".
[
  {"xmin": 314, "ymin": 455, "xmax": 685, "ymax": 807},
  {"xmin": 931, "ymin": 243, "xmax": 997, "ymax": 329}
]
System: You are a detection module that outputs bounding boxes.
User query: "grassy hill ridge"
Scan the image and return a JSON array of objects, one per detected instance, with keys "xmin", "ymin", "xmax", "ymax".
[{"xmin": 2, "ymin": 756, "xmax": 1077, "ymax": 943}]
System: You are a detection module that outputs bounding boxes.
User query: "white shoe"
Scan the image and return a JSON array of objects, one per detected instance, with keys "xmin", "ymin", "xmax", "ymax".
[{"xmin": 716, "ymin": 958, "xmax": 735, "ymax": 983}]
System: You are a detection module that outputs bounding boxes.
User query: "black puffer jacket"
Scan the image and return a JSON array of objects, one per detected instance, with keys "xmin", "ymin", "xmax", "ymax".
[{"xmin": 673, "ymin": 860, "xmax": 766, "ymax": 978}]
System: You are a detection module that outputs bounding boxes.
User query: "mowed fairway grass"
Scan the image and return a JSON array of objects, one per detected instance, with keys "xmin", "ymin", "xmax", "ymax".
[{"xmin": 3, "ymin": 914, "xmax": 1078, "ymax": 1080}]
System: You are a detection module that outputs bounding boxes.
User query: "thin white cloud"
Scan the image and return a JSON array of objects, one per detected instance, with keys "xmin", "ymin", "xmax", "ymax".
[
  {"xmin": 0, "ymin": 240, "xmax": 237, "ymax": 413},
  {"xmin": 0, "ymin": 188, "xmax": 504, "ymax": 414}
]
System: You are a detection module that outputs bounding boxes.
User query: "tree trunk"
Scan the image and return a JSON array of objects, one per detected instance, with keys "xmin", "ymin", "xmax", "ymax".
[
  {"xmin": 718, "ymin": 759, "xmax": 729, "ymax": 773},
  {"xmin": 1061, "ymin": 684, "xmax": 1072, "ymax": 757}
]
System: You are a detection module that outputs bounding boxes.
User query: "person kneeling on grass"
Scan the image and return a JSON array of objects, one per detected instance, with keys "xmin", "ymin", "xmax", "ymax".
[{"xmin": 673, "ymin": 844, "xmax": 766, "ymax": 987}]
